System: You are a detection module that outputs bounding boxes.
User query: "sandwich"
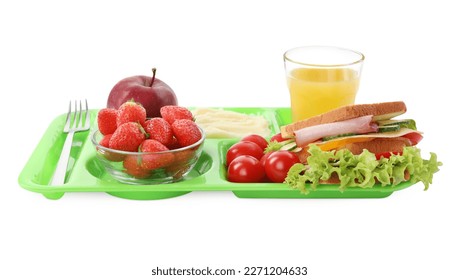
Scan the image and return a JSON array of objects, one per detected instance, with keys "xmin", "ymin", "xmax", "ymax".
[{"xmin": 277, "ymin": 101, "xmax": 441, "ymax": 193}]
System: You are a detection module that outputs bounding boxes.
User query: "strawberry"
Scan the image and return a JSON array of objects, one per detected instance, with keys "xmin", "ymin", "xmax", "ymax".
[
  {"xmin": 173, "ymin": 149, "xmax": 196, "ymax": 164},
  {"xmin": 109, "ymin": 122, "xmax": 146, "ymax": 152},
  {"xmin": 166, "ymin": 164, "xmax": 188, "ymax": 180},
  {"xmin": 116, "ymin": 100, "xmax": 147, "ymax": 127},
  {"xmin": 144, "ymin": 118, "xmax": 174, "ymax": 147},
  {"xmin": 171, "ymin": 119, "xmax": 202, "ymax": 147},
  {"xmin": 166, "ymin": 149, "xmax": 196, "ymax": 180},
  {"xmin": 139, "ymin": 139, "xmax": 174, "ymax": 170},
  {"xmin": 97, "ymin": 108, "xmax": 118, "ymax": 135},
  {"xmin": 99, "ymin": 134, "xmax": 112, "ymax": 148},
  {"xmin": 123, "ymin": 155, "xmax": 150, "ymax": 178},
  {"xmin": 160, "ymin": 105, "xmax": 193, "ymax": 125},
  {"xmin": 97, "ymin": 134, "xmax": 125, "ymax": 162},
  {"xmin": 167, "ymin": 137, "xmax": 181, "ymax": 150}
]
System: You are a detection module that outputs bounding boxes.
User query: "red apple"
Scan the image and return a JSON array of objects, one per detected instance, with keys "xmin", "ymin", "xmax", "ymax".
[{"xmin": 107, "ymin": 68, "xmax": 178, "ymax": 118}]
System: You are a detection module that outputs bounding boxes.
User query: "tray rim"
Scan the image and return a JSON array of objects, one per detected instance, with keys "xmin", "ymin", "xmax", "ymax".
[{"xmin": 18, "ymin": 107, "xmax": 420, "ymax": 199}]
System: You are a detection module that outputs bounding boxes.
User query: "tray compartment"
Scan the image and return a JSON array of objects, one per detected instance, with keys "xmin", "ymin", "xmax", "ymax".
[
  {"xmin": 18, "ymin": 107, "xmax": 417, "ymax": 200},
  {"xmin": 88, "ymin": 151, "xmax": 214, "ymax": 200},
  {"xmin": 232, "ymin": 188, "xmax": 393, "ymax": 199}
]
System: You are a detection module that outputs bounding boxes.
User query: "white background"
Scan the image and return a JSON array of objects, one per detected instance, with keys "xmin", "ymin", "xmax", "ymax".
[{"xmin": 1, "ymin": 0, "xmax": 457, "ymax": 279}]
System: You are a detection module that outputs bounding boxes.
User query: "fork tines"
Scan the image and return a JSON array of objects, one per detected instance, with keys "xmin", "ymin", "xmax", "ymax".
[{"xmin": 64, "ymin": 100, "xmax": 89, "ymax": 133}]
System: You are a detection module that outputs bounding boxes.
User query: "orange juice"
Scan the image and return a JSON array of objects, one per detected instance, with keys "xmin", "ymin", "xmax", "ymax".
[{"xmin": 287, "ymin": 68, "xmax": 360, "ymax": 122}]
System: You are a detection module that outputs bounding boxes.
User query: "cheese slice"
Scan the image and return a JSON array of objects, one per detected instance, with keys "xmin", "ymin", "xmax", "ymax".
[{"xmin": 313, "ymin": 128, "xmax": 422, "ymax": 151}]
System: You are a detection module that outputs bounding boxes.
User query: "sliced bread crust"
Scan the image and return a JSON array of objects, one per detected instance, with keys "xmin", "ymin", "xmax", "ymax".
[
  {"xmin": 296, "ymin": 138, "xmax": 409, "ymax": 164},
  {"xmin": 281, "ymin": 101, "xmax": 407, "ymax": 138}
]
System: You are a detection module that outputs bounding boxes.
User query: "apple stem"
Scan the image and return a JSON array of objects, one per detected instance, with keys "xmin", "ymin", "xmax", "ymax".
[{"xmin": 149, "ymin": 68, "xmax": 157, "ymax": 87}]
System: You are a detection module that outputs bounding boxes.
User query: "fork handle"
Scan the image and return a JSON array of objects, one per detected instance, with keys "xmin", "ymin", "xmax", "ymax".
[{"xmin": 51, "ymin": 130, "xmax": 75, "ymax": 185}]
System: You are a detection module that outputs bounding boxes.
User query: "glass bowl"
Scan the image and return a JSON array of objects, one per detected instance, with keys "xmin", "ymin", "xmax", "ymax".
[{"xmin": 90, "ymin": 127, "xmax": 205, "ymax": 185}]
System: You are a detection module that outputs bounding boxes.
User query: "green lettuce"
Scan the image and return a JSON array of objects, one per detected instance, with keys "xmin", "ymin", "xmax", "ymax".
[{"xmin": 284, "ymin": 145, "xmax": 442, "ymax": 194}]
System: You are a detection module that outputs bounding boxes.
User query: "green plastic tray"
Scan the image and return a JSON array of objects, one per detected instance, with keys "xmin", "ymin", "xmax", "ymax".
[{"xmin": 18, "ymin": 107, "xmax": 416, "ymax": 200}]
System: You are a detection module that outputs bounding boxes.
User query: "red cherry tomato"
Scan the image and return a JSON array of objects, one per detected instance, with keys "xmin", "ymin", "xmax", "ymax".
[
  {"xmin": 264, "ymin": 151, "xmax": 300, "ymax": 183},
  {"xmin": 241, "ymin": 134, "xmax": 269, "ymax": 150},
  {"xmin": 259, "ymin": 152, "xmax": 274, "ymax": 182},
  {"xmin": 270, "ymin": 133, "xmax": 290, "ymax": 143},
  {"xmin": 259, "ymin": 151, "xmax": 273, "ymax": 168},
  {"xmin": 226, "ymin": 141, "xmax": 264, "ymax": 166},
  {"xmin": 227, "ymin": 155, "xmax": 265, "ymax": 183}
]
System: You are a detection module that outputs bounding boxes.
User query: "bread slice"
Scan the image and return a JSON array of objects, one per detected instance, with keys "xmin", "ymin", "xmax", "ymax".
[
  {"xmin": 281, "ymin": 101, "xmax": 407, "ymax": 138},
  {"xmin": 296, "ymin": 138, "xmax": 409, "ymax": 164},
  {"xmin": 337, "ymin": 138, "xmax": 408, "ymax": 155}
]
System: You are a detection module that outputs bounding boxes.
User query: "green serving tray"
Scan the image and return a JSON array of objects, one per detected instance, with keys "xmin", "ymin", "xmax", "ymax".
[{"xmin": 18, "ymin": 107, "xmax": 416, "ymax": 200}]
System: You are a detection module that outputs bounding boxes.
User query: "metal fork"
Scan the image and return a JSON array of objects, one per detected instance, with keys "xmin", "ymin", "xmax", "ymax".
[{"xmin": 51, "ymin": 100, "xmax": 90, "ymax": 185}]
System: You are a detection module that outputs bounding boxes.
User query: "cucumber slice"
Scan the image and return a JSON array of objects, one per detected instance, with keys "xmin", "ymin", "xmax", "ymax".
[
  {"xmin": 265, "ymin": 138, "xmax": 295, "ymax": 152},
  {"xmin": 378, "ymin": 125, "xmax": 400, "ymax": 133},
  {"xmin": 279, "ymin": 139, "xmax": 295, "ymax": 145},
  {"xmin": 322, "ymin": 133, "xmax": 356, "ymax": 141},
  {"xmin": 290, "ymin": 147, "xmax": 303, "ymax": 153},
  {"xmin": 377, "ymin": 119, "xmax": 410, "ymax": 126},
  {"xmin": 377, "ymin": 119, "xmax": 417, "ymax": 130},
  {"xmin": 280, "ymin": 142, "xmax": 298, "ymax": 151}
]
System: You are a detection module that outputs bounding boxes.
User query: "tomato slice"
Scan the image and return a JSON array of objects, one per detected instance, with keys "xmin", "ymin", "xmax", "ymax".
[
  {"xmin": 402, "ymin": 132, "xmax": 423, "ymax": 145},
  {"xmin": 375, "ymin": 151, "xmax": 402, "ymax": 160}
]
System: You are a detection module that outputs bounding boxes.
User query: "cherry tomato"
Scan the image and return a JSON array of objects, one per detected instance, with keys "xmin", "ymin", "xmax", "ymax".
[
  {"xmin": 259, "ymin": 151, "xmax": 273, "ymax": 168},
  {"xmin": 270, "ymin": 133, "xmax": 290, "ymax": 143},
  {"xmin": 259, "ymin": 152, "xmax": 274, "ymax": 182},
  {"xmin": 264, "ymin": 151, "xmax": 300, "ymax": 183},
  {"xmin": 241, "ymin": 134, "xmax": 269, "ymax": 150},
  {"xmin": 227, "ymin": 155, "xmax": 265, "ymax": 183},
  {"xmin": 226, "ymin": 141, "xmax": 264, "ymax": 166}
]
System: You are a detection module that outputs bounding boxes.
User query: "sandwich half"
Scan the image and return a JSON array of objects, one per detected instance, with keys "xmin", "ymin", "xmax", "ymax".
[
  {"xmin": 281, "ymin": 101, "xmax": 422, "ymax": 160},
  {"xmin": 278, "ymin": 101, "xmax": 441, "ymax": 192}
]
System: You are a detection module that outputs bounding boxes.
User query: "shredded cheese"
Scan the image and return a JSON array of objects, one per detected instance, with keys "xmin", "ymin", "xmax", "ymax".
[{"xmin": 193, "ymin": 108, "xmax": 271, "ymax": 138}]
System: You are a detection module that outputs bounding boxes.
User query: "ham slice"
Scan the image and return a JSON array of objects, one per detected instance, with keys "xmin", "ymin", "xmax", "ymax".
[{"xmin": 294, "ymin": 115, "xmax": 379, "ymax": 147}]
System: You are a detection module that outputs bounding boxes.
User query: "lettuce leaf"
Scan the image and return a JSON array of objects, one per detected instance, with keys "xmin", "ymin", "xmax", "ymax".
[{"xmin": 284, "ymin": 145, "xmax": 442, "ymax": 194}]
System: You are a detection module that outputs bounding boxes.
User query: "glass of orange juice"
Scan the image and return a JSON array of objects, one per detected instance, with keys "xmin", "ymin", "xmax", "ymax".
[{"xmin": 284, "ymin": 46, "xmax": 364, "ymax": 122}]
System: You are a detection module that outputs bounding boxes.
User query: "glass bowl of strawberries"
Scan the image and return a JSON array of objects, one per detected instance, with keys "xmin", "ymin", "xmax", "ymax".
[{"xmin": 91, "ymin": 102, "xmax": 206, "ymax": 184}]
